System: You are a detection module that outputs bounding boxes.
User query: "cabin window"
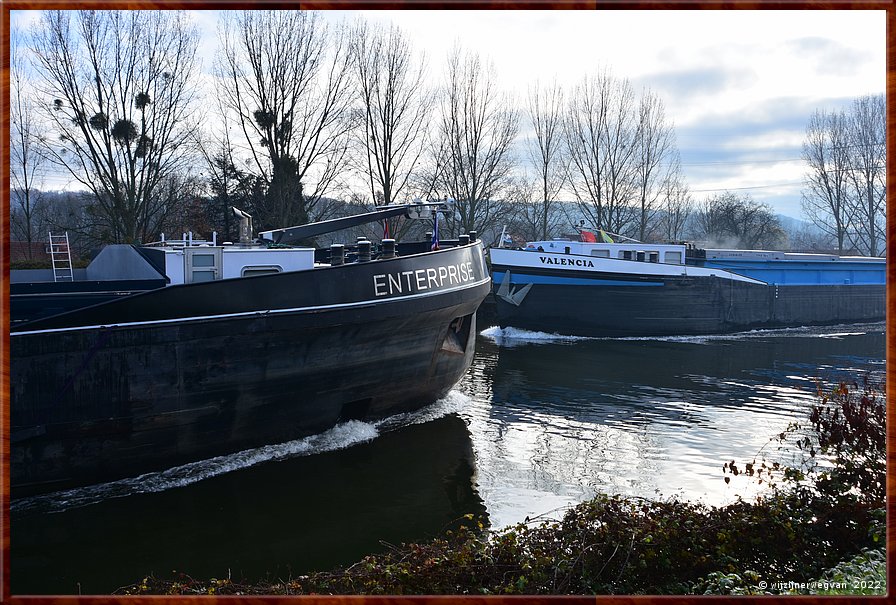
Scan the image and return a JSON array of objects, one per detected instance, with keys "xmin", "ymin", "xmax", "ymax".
[
  {"xmin": 242, "ymin": 265, "xmax": 283, "ymax": 277},
  {"xmin": 192, "ymin": 254, "xmax": 215, "ymax": 267},
  {"xmin": 590, "ymin": 249, "xmax": 610, "ymax": 258},
  {"xmin": 191, "ymin": 270, "xmax": 215, "ymax": 283},
  {"xmin": 665, "ymin": 251, "xmax": 682, "ymax": 265}
]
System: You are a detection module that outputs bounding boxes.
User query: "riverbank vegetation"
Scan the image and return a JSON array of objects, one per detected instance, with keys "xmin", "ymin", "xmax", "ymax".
[{"xmin": 117, "ymin": 378, "xmax": 885, "ymax": 596}]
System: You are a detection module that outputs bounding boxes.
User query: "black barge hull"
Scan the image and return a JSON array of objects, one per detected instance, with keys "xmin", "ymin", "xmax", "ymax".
[
  {"xmin": 492, "ymin": 267, "xmax": 884, "ymax": 337},
  {"xmin": 11, "ymin": 244, "xmax": 490, "ymax": 496}
]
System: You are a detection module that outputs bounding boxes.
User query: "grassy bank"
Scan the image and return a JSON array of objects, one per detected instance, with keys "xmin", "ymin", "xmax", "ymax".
[{"xmin": 117, "ymin": 379, "xmax": 886, "ymax": 596}]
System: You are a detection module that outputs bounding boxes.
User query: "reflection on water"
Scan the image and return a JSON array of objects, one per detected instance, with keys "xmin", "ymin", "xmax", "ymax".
[
  {"xmin": 11, "ymin": 407, "xmax": 485, "ymax": 595},
  {"xmin": 10, "ymin": 322, "xmax": 884, "ymax": 594},
  {"xmin": 464, "ymin": 323, "xmax": 885, "ymax": 528}
]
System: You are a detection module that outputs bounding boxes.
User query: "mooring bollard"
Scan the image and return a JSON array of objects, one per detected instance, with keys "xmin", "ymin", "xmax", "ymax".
[
  {"xmin": 358, "ymin": 240, "xmax": 372, "ymax": 262},
  {"xmin": 469, "ymin": 231, "xmax": 477, "ymax": 242},
  {"xmin": 381, "ymin": 238, "xmax": 396, "ymax": 258},
  {"xmin": 330, "ymin": 243, "xmax": 345, "ymax": 266},
  {"xmin": 459, "ymin": 234, "xmax": 470, "ymax": 246}
]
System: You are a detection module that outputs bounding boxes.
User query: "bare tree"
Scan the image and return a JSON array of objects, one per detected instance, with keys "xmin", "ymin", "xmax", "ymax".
[
  {"xmin": 656, "ymin": 160, "xmax": 693, "ymax": 242},
  {"xmin": 502, "ymin": 172, "xmax": 571, "ymax": 244},
  {"xmin": 524, "ymin": 80, "xmax": 566, "ymax": 240},
  {"xmin": 349, "ymin": 20, "xmax": 433, "ymax": 241},
  {"xmin": 692, "ymin": 195, "xmax": 727, "ymax": 245},
  {"xmin": 30, "ymin": 10, "xmax": 201, "ymax": 243},
  {"xmin": 786, "ymin": 220, "xmax": 837, "ymax": 253},
  {"xmin": 632, "ymin": 90, "xmax": 677, "ymax": 242},
  {"xmin": 692, "ymin": 191, "xmax": 786, "ymax": 250},
  {"xmin": 564, "ymin": 69, "xmax": 639, "ymax": 236},
  {"xmin": 844, "ymin": 94, "xmax": 885, "ymax": 256},
  {"xmin": 10, "ymin": 30, "xmax": 48, "ymax": 253},
  {"xmin": 350, "ymin": 21, "xmax": 432, "ymax": 207},
  {"xmin": 149, "ymin": 169, "xmax": 208, "ymax": 240},
  {"xmin": 215, "ymin": 10, "xmax": 354, "ymax": 232},
  {"xmin": 801, "ymin": 108, "xmax": 852, "ymax": 254},
  {"xmin": 196, "ymin": 93, "xmax": 262, "ymax": 243},
  {"xmin": 198, "ymin": 140, "xmax": 259, "ymax": 244},
  {"xmin": 435, "ymin": 47, "xmax": 519, "ymax": 237},
  {"xmin": 39, "ymin": 190, "xmax": 98, "ymax": 259}
]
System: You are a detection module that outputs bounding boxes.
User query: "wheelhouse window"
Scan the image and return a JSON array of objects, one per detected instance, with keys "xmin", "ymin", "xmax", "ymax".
[{"xmin": 665, "ymin": 251, "xmax": 683, "ymax": 265}]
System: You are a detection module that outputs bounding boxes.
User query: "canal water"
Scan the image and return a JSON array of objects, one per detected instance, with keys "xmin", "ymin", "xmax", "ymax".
[{"xmin": 10, "ymin": 321, "xmax": 885, "ymax": 595}]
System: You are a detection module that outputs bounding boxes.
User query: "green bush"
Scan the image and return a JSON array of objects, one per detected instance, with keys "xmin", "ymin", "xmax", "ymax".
[{"xmin": 812, "ymin": 548, "xmax": 886, "ymax": 595}]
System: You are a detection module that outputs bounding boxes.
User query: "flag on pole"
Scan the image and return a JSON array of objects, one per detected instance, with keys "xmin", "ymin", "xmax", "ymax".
[
  {"xmin": 580, "ymin": 229, "xmax": 597, "ymax": 243},
  {"xmin": 383, "ymin": 219, "xmax": 390, "ymax": 240},
  {"xmin": 431, "ymin": 212, "xmax": 440, "ymax": 251},
  {"xmin": 599, "ymin": 229, "xmax": 614, "ymax": 243}
]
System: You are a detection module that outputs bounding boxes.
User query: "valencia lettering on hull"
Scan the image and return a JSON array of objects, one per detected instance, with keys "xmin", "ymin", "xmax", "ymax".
[
  {"xmin": 539, "ymin": 256, "xmax": 594, "ymax": 268},
  {"xmin": 374, "ymin": 261, "xmax": 476, "ymax": 297}
]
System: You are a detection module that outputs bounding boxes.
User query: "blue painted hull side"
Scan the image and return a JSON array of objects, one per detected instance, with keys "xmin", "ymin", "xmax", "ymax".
[
  {"xmin": 491, "ymin": 265, "xmax": 885, "ymax": 337},
  {"xmin": 700, "ymin": 259, "xmax": 885, "ymax": 286}
]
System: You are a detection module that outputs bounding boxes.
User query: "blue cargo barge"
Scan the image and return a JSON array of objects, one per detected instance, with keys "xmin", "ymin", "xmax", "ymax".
[{"xmin": 490, "ymin": 238, "xmax": 884, "ymax": 337}]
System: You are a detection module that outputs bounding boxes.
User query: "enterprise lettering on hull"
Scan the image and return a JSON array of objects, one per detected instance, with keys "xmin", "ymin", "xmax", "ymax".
[{"xmin": 374, "ymin": 261, "xmax": 476, "ymax": 297}]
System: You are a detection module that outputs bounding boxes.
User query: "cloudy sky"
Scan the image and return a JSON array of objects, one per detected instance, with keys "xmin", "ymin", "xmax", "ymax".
[
  {"xmin": 10, "ymin": 9, "xmax": 886, "ymax": 220},
  {"xmin": 339, "ymin": 9, "xmax": 885, "ymax": 220}
]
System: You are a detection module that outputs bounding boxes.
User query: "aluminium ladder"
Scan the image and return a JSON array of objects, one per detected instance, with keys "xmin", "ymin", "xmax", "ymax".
[{"xmin": 48, "ymin": 232, "xmax": 74, "ymax": 282}]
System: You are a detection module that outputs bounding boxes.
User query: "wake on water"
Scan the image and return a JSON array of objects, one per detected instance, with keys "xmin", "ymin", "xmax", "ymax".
[
  {"xmin": 480, "ymin": 322, "xmax": 885, "ymax": 347},
  {"xmin": 11, "ymin": 390, "xmax": 473, "ymax": 515},
  {"xmin": 479, "ymin": 326, "xmax": 595, "ymax": 348}
]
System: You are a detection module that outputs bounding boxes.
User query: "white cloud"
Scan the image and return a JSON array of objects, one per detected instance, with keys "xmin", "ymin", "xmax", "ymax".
[
  {"xmin": 10, "ymin": 10, "xmax": 42, "ymax": 30},
  {"xmin": 185, "ymin": 10, "xmax": 222, "ymax": 74}
]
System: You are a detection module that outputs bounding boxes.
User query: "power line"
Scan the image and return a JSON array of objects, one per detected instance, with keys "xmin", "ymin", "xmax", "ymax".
[
  {"xmin": 691, "ymin": 182, "xmax": 804, "ymax": 193},
  {"xmin": 682, "ymin": 157, "xmax": 804, "ymax": 167},
  {"xmin": 683, "ymin": 158, "xmax": 885, "ymax": 172}
]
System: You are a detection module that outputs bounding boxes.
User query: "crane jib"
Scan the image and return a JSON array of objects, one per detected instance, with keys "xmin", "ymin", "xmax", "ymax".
[{"xmin": 259, "ymin": 204, "xmax": 436, "ymax": 245}]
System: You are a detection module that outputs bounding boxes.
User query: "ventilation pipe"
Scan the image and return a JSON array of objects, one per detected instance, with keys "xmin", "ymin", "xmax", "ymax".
[{"xmin": 232, "ymin": 207, "xmax": 254, "ymax": 245}]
